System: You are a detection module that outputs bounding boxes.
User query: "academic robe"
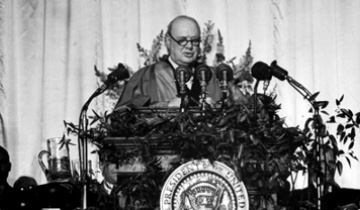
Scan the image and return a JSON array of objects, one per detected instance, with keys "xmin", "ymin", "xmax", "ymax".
[{"xmin": 114, "ymin": 56, "xmax": 223, "ymax": 110}]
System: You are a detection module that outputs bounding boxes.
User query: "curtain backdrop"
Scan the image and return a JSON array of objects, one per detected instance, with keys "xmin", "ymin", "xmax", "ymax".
[{"xmin": 1, "ymin": 0, "xmax": 360, "ymax": 189}]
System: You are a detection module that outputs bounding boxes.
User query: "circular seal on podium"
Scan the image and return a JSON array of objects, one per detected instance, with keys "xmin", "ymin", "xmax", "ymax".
[{"xmin": 160, "ymin": 159, "xmax": 249, "ymax": 210}]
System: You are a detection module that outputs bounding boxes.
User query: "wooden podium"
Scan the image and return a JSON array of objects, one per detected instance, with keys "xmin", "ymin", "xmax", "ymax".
[
  {"xmin": 100, "ymin": 106, "xmax": 251, "ymax": 210},
  {"xmin": 102, "ymin": 106, "xmax": 232, "ymax": 172}
]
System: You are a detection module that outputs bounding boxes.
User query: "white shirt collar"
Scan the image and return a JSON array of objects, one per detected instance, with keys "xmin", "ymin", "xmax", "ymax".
[{"xmin": 168, "ymin": 55, "xmax": 179, "ymax": 70}]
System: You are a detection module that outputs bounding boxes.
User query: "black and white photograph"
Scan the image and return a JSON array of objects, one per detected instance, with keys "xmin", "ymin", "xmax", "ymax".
[{"xmin": 1, "ymin": 0, "xmax": 360, "ymax": 209}]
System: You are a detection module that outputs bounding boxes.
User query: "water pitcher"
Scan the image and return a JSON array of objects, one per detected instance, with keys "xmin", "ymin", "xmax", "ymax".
[{"xmin": 38, "ymin": 137, "xmax": 72, "ymax": 182}]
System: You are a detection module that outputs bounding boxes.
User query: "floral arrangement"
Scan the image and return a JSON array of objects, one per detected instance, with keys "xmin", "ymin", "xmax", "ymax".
[{"xmin": 64, "ymin": 22, "xmax": 359, "ymax": 210}]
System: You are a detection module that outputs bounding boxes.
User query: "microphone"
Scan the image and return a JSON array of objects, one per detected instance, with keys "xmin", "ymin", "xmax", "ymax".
[
  {"xmin": 175, "ymin": 65, "xmax": 191, "ymax": 95},
  {"xmin": 195, "ymin": 63, "xmax": 212, "ymax": 85},
  {"xmin": 216, "ymin": 63, "xmax": 233, "ymax": 88},
  {"xmin": 251, "ymin": 61, "xmax": 272, "ymax": 91},
  {"xmin": 104, "ymin": 63, "xmax": 130, "ymax": 85},
  {"xmin": 270, "ymin": 60, "xmax": 288, "ymax": 81},
  {"xmin": 92, "ymin": 63, "xmax": 130, "ymax": 98},
  {"xmin": 251, "ymin": 61, "xmax": 272, "ymax": 81},
  {"xmin": 194, "ymin": 64, "xmax": 212, "ymax": 109}
]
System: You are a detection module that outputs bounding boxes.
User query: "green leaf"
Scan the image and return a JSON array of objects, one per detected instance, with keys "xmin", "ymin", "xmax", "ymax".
[
  {"xmin": 339, "ymin": 94, "xmax": 344, "ymax": 103},
  {"xmin": 336, "ymin": 162, "xmax": 343, "ymax": 175},
  {"xmin": 356, "ymin": 112, "xmax": 360, "ymax": 125},
  {"xmin": 309, "ymin": 92, "xmax": 320, "ymax": 101},
  {"xmin": 341, "ymin": 108, "xmax": 353, "ymax": 119},
  {"xmin": 349, "ymin": 109, "xmax": 354, "ymax": 118},
  {"xmin": 349, "ymin": 127, "xmax": 356, "ymax": 140},
  {"xmin": 337, "ymin": 124, "xmax": 344, "ymax": 135},
  {"xmin": 336, "ymin": 99, "xmax": 340, "ymax": 106},
  {"xmin": 58, "ymin": 135, "xmax": 75, "ymax": 150},
  {"xmin": 346, "ymin": 156, "xmax": 352, "ymax": 168},
  {"xmin": 321, "ymin": 110, "xmax": 329, "ymax": 115},
  {"xmin": 327, "ymin": 116, "xmax": 336, "ymax": 123},
  {"xmin": 336, "ymin": 95, "xmax": 344, "ymax": 106},
  {"xmin": 240, "ymin": 114, "xmax": 247, "ymax": 123},
  {"xmin": 348, "ymin": 141, "xmax": 354, "ymax": 150},
  {"xmin": 92, "ymin": 109, "xmax": 101, "ymax": 118},
  {"xmin": 345, "ymin": 124, "xmax": 354, "ymax": 129},
  {"xmin": 250, "ymin": 135, "xmax": 260, "ymax": 145},
  {"xmin": 337, "ymin": 113, "xmax": 346, "ymax": 118},
  {"xmin": 349, "ymin": 152, "xmax": 358, "ymax": 161}
]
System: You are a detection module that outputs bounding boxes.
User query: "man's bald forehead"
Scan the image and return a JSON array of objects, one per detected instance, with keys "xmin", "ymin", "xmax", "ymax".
[{"xmin": 167, "ymin": 15, "xmax": 200, "ymax": 35}]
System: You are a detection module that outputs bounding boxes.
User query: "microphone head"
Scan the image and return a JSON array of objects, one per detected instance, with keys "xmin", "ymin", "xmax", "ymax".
[
  {"xmin": 194, "ymin": 63, "xmax": 212, "ymax": 83},
  {"xmin": 216, "ymin": 63, "xmax": 233, "ymax": 82},
  {"xmin": 175, "ymin": 65, "xmax": 192, "ymax": 83},
  {"xmin": 270, "ymin": 60, "xmax": 288, "ymax": 81},
  {"xmin": 251, "ymin": 62, "xmax": 272, "ymax": 81},
  {"xmin": 107, "ymin": 63, "xmax": 130, "ymax": 84}
]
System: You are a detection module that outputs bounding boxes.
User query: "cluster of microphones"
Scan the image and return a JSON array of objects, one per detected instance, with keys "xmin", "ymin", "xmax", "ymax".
[
  {"xmin": 174, "ymin": 60, "xmax": 290, "ymax": 96},
  {"xmin": 102, "ymin": 61, "xmax": 290, "ymax": 98},
  {"xmin": 175, "ymin": 63, "xmax": 234, "ymax": 96}
]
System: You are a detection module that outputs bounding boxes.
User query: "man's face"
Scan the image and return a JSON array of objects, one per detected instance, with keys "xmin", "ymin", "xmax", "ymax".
[
  {"xmin": 102, "ymin": 163, "xmax": 120, "ymax": 185},
  {"xmin": 166, "ymin": 18, "xmax": 201, "ymax": 66}
]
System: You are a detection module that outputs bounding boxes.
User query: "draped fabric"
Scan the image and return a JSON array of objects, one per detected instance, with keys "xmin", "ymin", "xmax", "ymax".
[{"xmin": 1, "ymin": 0, "xmax": 360, "ymax": 189}]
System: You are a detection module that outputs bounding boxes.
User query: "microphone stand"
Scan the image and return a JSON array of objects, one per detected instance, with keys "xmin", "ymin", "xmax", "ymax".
[
  {"xmin": 78, "ymin": 84, "xmax": 109, "ymax": 210},
  {"xmin": 284, "ymin": 75, "xmax": 328, "ymax": 210},
  {"xmin": 216, "ymin": 64, "xmax": 233, "ymax": 112},
  {"xmin": 253, "ymin": 80, "xmax": 260, "ymax": 115},
  {"xmin": 179, "ymin": 71, "xmax": 188, "ymax": 113},
  {"xmin": 199, "ymin": 71, "xmax": 208, "ymax": 113},
  {"xmin": 219, "ymin": 72, "xmax": 229, "ymax": 112}
]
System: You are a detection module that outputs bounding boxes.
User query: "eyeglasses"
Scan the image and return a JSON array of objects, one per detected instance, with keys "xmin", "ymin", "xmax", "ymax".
[{"xmin": 167, "ymin": 33, "xmax": 201, "ymax": 47}]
